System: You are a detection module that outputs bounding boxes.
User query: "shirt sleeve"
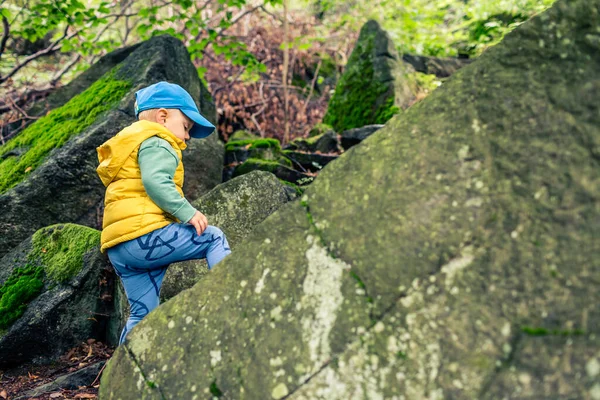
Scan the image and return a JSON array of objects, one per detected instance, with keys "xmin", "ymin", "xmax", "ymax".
[{"xmin": 138, "ymin": 137, "xmax": 197, "ymax": 223}]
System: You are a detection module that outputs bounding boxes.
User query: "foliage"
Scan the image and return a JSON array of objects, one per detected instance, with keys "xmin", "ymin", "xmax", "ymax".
[
  {"xmin": 0, "ymin": 264, "xmax": 44, "ymax": 330},
  {"xmin": 30, "ymin": 224, "xmax": 100, "ymax": 283},
  {"xmin": 0, "ymin": 69, "xmax": 130, "ymax": 194},
  {"xmin": 307, "ymin": 0, "xmax": 557, "ymax": 57}
]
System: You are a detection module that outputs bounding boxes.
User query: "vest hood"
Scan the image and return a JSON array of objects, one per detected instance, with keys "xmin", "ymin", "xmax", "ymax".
[{"xmin": 96, "ymin": 120, "xmax": 187, "ymax": 187}]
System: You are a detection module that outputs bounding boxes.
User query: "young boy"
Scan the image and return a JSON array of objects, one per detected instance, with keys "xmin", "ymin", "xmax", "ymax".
[{"xmin": 96, "ymin": 81, "xmax": 231, "ymax": 344}]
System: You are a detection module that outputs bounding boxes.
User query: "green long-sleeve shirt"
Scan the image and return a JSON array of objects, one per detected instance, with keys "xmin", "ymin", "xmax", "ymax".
[{"xmin": 138, "ymin": 136, "xmax": 197, "ymax": 223}]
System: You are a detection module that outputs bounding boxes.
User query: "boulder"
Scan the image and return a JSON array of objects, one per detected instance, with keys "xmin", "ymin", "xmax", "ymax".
[
  {"xmin": 0, "ymin": 224, "xmax": 113, "ymax": 367},
  {"xmin": 402, "ymin": 53, "xmax": 472, "ymax": 78},
  {"xmin": 160, "ymin": 171, "xmax": 295, "ymax": 300},
  {"xmin": 340, "ymin": 124, "xmax": 384, "ymax": 150},
  {"xmin": 282, "ymin": 150, "xmax": 339, "ymax": 172},
  {"xmin": 323, "ymin": 20, "xmax": 418, "ymax": 132},
  {"xmin": 0, "ymin": 34, "xmax": 222, "ymax": 258},
  {"xmin": 99, "ymin": 0, "xmax": 599, "ymax": 398},
  {"xmin": 285, "ymin": 131, "xmax": 341, "ymax": 154}
]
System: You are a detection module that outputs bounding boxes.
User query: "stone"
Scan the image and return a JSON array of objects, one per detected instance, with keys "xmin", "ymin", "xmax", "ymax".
[
  {"xmin": 0, "ymin": 224, "xmax": 113, "ymax": 367},
  {"xmin": 340, "ymin": 124, "xmax": 384, "ymax": 150},
  {"xmin": 160, "ymin": 171, "xmax": 294, "ymax": 301},
  {"xmin": 323, "ymin": 20, "xmax": 418, "ymax": 132},
  {"xmin": 99, "ymin": 0, "xmax": 600, "ymax": 398},
  {"xmin": 285, "ymin": 131, "xmax": 341, "ymax": 154},
  {"xmin": 14, "ymin": 361, "xmax": 106, "ymax": 400},
  {"xmin": 282, "ymin": 150, "xmax": 339, "ymax": 172},
  {"xmin": 402, "ymin": 53, "xmax": 472, "ymax": 78},
  {"xmin": 0, "ymin": 34, "xmax": 222, "ymax": 258}
]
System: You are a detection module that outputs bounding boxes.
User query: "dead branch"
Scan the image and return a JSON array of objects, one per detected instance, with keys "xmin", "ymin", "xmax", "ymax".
[
  {"xmin": 301, "ymin": 59, "xmax": 320, "ymax": 115},
  {"xmin": 0, "ymin": 25, "xmax": 69, "ymax": 85},
  {"xmin": 250, "ymin": 81, "xmax": 267, "ymax": 137},
  {"xmin": 0, "ymin": 16, "xmax": 8, "ymax": 62}
]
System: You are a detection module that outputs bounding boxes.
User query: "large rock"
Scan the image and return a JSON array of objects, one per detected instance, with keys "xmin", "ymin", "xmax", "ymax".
[
  {"xmin": 160, "ymin": 171, "xmax": 294, "ymax": 301},
  {"xmin": 0, "ymin": 224, "xmax": 113, "ymax": 367},
  {"xmin": 0, "ymin": 34, "xmax": 223, "ymax": 258},
  {"xmin": 99, "ymin": 1, "xmax": 599, "ymax": 399},
  {"xmin": 323, "ymin": 20, "xmax": 418, "ymax": 132}
]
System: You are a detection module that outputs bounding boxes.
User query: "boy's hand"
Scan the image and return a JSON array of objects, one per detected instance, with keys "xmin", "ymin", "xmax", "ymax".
[{"xmin": 188, "ymin": 211, "xmax": 208, "ymax": 236}]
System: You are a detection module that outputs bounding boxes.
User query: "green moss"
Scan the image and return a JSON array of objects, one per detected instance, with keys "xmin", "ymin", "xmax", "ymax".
[
  {"xmin": 323, "ymin": 32, "xmax": 400, "ymax": 132},
  {"xmin": 225, "ymin": 138, "xmax": 281, "ymax": 152},
  {"xmin": 229, "ymin": 130, "xmax": 259, "ymax": 142},
  {"xmin": 30, "ymin": 224, "xmax": 101, "ymax": 283},
  {"xmin": 415, "ymin": 72, "xmax": 442, "ymax": 94},
  {"xmin": 0, "ymin": 69, "xmax": 131, "ymax": 194},
  {"xmin": 521, "ymin": 326, "xmax": 585, "ymax": 336},
  {"xmin": 279, "ymin": 179, "xmax": 304, "ymax": 196},
  {"xmin": 0, "ymin": 264, "xmax": 44, "ymax": 329},
  {"xmin": 308, "ymin": 123, "xmax": 334, "ymax": 138},
  {"xmin": 233, "ymin": 156, "xmax": 293, "ymax": 178},
  {"xmin": 210, "ymin": 379, "xmax": 223, "ymax": 397}
]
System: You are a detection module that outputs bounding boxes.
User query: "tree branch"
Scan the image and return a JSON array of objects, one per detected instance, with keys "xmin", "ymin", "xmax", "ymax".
[
  {"xmin": 0, "ymin": 24, "xmax": 70, "ymax": 85},
  {"xmin": 0, "ymin": 16, "xmax": 9, "ymax": 62}
]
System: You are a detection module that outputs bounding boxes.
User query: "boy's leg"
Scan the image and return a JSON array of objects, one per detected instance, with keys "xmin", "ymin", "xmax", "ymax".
[
  {"xmin": 107, "ymin": 246, "xmax": 169, "ymax": 344},
  {"xmin": 107, "ymin": 223, "xmax": 231, "ymax": 343},
  {"xmin": 143, "ymin": 223, "xmax": 232, "ymax": 269}
]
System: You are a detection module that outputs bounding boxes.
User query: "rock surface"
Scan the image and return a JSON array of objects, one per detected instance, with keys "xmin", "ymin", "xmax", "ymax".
[
  {"xmin": 0, "ymin": 34, "xmax": 222, "ymax": 258},
  {"xmin": 0, "ymin": 225, "xmax": 112, "ymax": 367},
  {"xmin": 100, "ymin": 0, "xmax": 599, "ymax": 398},
  {"xmin": 323, "ymin": 19, "xmax": 417, "ymax": 132},
  {"xmin": 160, "ymin": 171, "xmax": 295, "ymax": 301},
  {"xmin": 340, "ymin": 124, "xmax": 384, "ymax": 150},
  {"xmin": 14, "ymin": 361, "xmax": 106, "ymax": 400}
]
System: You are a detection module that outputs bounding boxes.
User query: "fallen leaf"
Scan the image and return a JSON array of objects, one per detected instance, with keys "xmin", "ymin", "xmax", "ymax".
[
  {"xmin": 49, "ymin": 392, "xmax": 63, "ymax": 398},
  {"xmin": 74, "ymin": 394, "xmax": 97, "ymax": 399},
  {"xmin": 0, "ymin": 389, "xmax": 7, "ymax": 399},
  {"xmin": 78, "ymin": 362, "xmax": 87, "ymax": 368},
  {"xmin": 24, "ymin": 166, "xmax": 32, "ymax": 172},
  {"xmin": 28, "ymin": 371, "xmax": 39, "ymax": 379}
]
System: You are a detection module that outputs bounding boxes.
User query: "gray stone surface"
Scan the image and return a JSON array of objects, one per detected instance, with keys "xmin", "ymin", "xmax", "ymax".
[
  {"xmin": 0, "ymin": 34, "xmax": 222, "ymax": 258},
  {"xmin": 340, "ymin": 124, "xmax": 384, "ymax": 149},
  {"xmin": 160, "ymin": 171, "xmax": 294, "ymax": 301},
  {"xmin": 99, "ymin": 0, "xmax": 600, "ymax": 398}
]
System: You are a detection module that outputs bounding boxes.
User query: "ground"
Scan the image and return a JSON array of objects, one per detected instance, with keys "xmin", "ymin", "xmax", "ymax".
[{"xmin": 0, "ymin": 341, "xmax": 114, "ymax": 400}]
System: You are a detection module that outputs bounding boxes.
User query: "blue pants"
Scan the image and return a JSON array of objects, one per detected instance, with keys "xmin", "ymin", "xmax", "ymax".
[{"xmin": 106, "ymin": 223, "xmax": 231, "ymax": 344}]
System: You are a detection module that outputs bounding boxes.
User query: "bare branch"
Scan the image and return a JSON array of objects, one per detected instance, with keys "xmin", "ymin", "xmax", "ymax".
[
  {"xmin": 0, "ymin": 16, "xmax": 8, "ymax": 62},
  {"xmin": 0, "ymin": 25, "xmax": 70, "ymax": 85},
  {"xmin": 301, "ymin": 59, "xmax": 321, "ymax": 115},
  {"xmin": 49, "ymin": 53, "xmax": 81, "ymax": 85}
]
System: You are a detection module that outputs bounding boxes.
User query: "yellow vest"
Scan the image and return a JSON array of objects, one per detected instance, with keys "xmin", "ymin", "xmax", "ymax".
[{"xmin": 96, "ymin": 120, "xmax": 187, "ymax": 252}]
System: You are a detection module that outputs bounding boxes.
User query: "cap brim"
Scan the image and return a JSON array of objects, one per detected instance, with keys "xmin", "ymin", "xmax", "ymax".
[{"xmin": 180, "ymin": 108, "xmax": 215, "ymax": 138}]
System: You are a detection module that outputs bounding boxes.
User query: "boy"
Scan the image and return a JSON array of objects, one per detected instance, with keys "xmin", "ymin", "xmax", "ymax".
[{"xmin": 96, "ymin": 81, "xmax": 231, "ymax": 344}]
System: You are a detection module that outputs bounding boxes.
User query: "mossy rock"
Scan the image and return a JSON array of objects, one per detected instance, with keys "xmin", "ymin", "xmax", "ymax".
[
  {"xmin": 160, "ymin": 171, "xmax": 294, "ymax": 301},
  {"xmin": 100, "ymin": 0, "xmax": 600, "ymax": 398},
  {"xmin": 0, "ymin": 224, "xmax": 115, "ymax": 367},
  {"xmin": 228, "ymin": 130, "xmax": 260, "ymax": 142},
  {"xmin": 308, "ymin": 123, "xmax": 334, "ymax": 138},
  {"xmin": 323, "ymin": 20, "xmax": 418, "ymax": 132},
  {"xmin": 232, "ymin": 157, "xmax": 291, "ymax": 177},
  {"xmin": 286, "ymin": 131, "xmax": 341, "ymax": 154},
  {"xmin": 0, "ymin": 34, "xmax": 222, "ymax": 258}
]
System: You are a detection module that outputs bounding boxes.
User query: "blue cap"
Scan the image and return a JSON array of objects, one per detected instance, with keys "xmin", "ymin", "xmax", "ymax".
[{"xmin": 134, "ymin": 81, "xmax": 215, "ymax": 138}]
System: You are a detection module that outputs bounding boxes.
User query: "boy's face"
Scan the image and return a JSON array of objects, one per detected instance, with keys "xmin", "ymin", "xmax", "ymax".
[{"xmin": 157, "ymin": 109, "xmax": 193, "ymax": 142}]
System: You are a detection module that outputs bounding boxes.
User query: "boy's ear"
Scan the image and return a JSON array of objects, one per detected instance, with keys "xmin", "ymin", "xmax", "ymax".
[{"xmin": 156, "ymin": 108, "xmax": 168, "ymax": 123}]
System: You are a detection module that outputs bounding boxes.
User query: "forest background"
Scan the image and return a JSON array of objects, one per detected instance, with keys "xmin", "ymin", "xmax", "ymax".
[{"xmin": 0, "ymin": 0, "xmax": 556, "ymax": 144}]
